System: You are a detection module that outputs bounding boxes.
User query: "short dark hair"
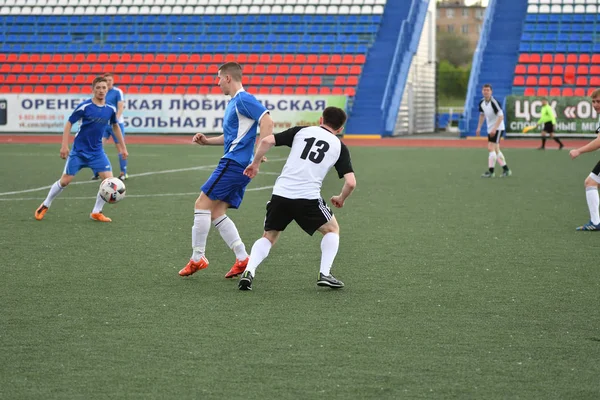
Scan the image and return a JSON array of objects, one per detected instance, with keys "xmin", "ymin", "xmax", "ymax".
[
  {"xmin": 218, "ymin": 62, "xmax": 243, "ymax": 82},
  {"xmin": 103, "ymin": 72, "xmax": 113, "ymax": 78},
  {"xmin": 92, "ymin": 76, "xmax": 108, "ymax": 87},
  {"xmin": 482, "ymin": 83, "xmax": 493, "ymax": 90},
  {"xmin": 322, "ymin": 107, "xmax": 347, "ymax": 130},
  {"xmin": 590, "ymin": 88, "xmax": 600, "ymax": 99}
]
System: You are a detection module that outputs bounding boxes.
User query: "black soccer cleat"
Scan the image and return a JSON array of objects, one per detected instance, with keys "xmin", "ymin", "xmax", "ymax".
[
  {"xmin": 317, "ymin": 273, "xmax": 344, "ymax": 289},
  {"xmin": 91, "ymin": 174, "xmax": 100, "ymax": 180},
  {"xmin": 238, "ymin": 270, "xmax": 253, "ymax": 291}
]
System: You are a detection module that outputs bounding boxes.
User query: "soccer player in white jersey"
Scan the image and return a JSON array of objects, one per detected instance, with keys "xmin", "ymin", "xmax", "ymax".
[
  {"xmin": 178, "ymin": 62, "xmax": 274, "ymax": 279},
  {"xmin": 476, "ymin": 84, "xmax": 512, "ymax": 178},
  {"xmin": 569, "ymin": 88, "xmax": 600, "ymax": 231},
  {"xmin": 92, "ymin": 72, "xmax": 127, "ymax": 181},
  {"xmin": 237, "ymin": 107, "xmax": 356, "ymax": 291},
  {"xmin": 34, "ymin": 76, "xmax": 128, "ymax": 222}
]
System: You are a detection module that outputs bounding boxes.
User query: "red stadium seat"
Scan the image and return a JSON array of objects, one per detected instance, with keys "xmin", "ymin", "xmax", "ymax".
[
  {"xmin": 172, "ymin": 65, "xmax": 183, "ymax": 74},
  {"xmin": 591, "ymin": 66, "xmax": 600, "ymax": 75},
  {"xmin": 46, "ymin": 85, "xmax": 56, "ymax": 93},
  {"xmin": 309, "ymin": 76, "xmax": 321, "ymax": 85},
  {"xmin": 530, "ymin": 54, "xmax": 541, "ymax": 63},
  {"xmin": 330, "ymin": 55, "xmax": 342, "ymax": 64},
  {"xmin": 539, "ymin": 76, "xmax": 550, "ymax": 85},
  {"xmin": 207, "ymin": 65, "xmax": 218, "ymax": 74},
  {"xmin": 277, "ymin": 65, "xmax": 289, "ymax": 74},
  {"xmin": 149, "ymin": 65, "xmax": 160, "ymax": 74},
  {"xmin": 6, "ymin": 54, "xmax": 17, "ymax": 62},
  {"xmin": 175, "ymin": 86, "xmax": 186, "ymax": 94},
  {"xmin": 338, "ymin": 66, "xmax": 350, "ymax": 74},
  {"xmin": 261, "ymin": 76, "xmax": 273, "ymax": 85},
  {"xmin": 213, "ymin": 54, "xmax": 224, "ymax": 64},
  {"xmin": 295, "ymin": 54, "xmax": 307, "ymax": 64},
  {"xmin": 332, "ymin": 87, "xmax": 343, "ymax": 95},
  {"xmin": 536, "ymin": 88, "xmax": 548, "ymax": 96},
  {"xmin": 143, "ymin": 54, "xmax": 154, "ymax": 63},
  {"xmin": 577, "ymin": 65, "xmax": 589, "ymax": 75},
  {"xmin": 154, "ymin": 55, "xmax": 166, "ymax": 63},
  {"xmin": 319, "ymin": 87, "xmax": 331, "ymax": 95},
  {"xmin": 344, "ymin": 87, "xmax": 356, "ymax": 96},
  {"xmin": 167, "ymin": 76, "xmax": 178, "ymax": 85},
  {"xmin": 271, "ymin": 87, "xmax": 282, "ymax": 94},
  {"xmin": 525, "ymin": 76, "xmax": 538, "ymax": 85},
  {"xmin": 283, "ymin": 87, "xmax": 294, "ymax": 94},
  {"xmin": 33, "ymin": 64, "xmax": 45, "ymax": 73},
  {"xmin": 0, "ymin": 64, "xmax": 9, "ymax": 73},
  {"xmin": 576, "ymin": 76, "xmax": 588, "ymax": 86},
  {"xmin": 562, "ymin": 88, "xmax": 574, "ymax": 96},
  {"xmin": 541, "ymin": 54, "xmax": 553, "ymax": 63},
  {"xmin": 298, "ymin": 76, "xmax": 309, "ymax": 85},
  {"xmin": 29, "ymin": 54, "xmax": 41, "ymax": 63},
  {"xmin": 334, "ymin": 76, "xmax": 346, "ymax": 85},
  {"xmin": 554, "ymin": 54, "xmax": 566, "ymax": 64},
  {"xmin": 210, "ymin": 86, "xmax": 221, "ymax": 94},
  {"xmin": 179, "ymin": 75, "xmax": 191, "ymax": 85},
  {"xmin": 274, "ymin": 76, "xmax": 285, "ymax": 85},
  {"xmin": 514, "ymin": 65, "xmax": 526, "ymax": 74},
  {"xmin": 151, "ymin": 86, "xmax": 162, "ymax": 94},
  {"xmin": 259, "ymin": 54, "xmax": 271, "ymax": 64},
  {"xmin": 140, "ymin": 86, "xmax": 151, "ymax": 93},
  {"xmin": 57, "ymin": 85, "xmax": 68, "ymax": 93},
  {"xmin": 22, "ymin": 85, "xmax": 34, "ymax": 93},
  {"xmin": 574, "ymin": 88, "xmax": 585, "ymax": 96},
  {"xmin": 0, "ymin": 85, "xmax": 10, "ymax": 92},
  {"xmin": 518, "ymin": 54, "xmax": 530, "ymax": 63},
  {"xmin": 307, "ymin": 87, "xmax": 318, "ymax": 94},
  {"xmin": 17, "ymin": 75, "xmax": 27, "ymax": 84},
  {"xmin": 166, "ymin": 54, "xmax": 178, "ymax": 63},
  {"xmin": 301, "ymin": 65, "xmax": 313, "ymax": 74},
  {"xmin": 526, "ymin": 65, "xmax": 539, "ymax": 74},
  {"xmin": 317, "ymin": 55, "xmax": 330, "ymax": 64},
  {"xmin": 138, "ymin": 65, "xmax": 149, "ymax": 74},
  {"xmin": 549, "ymin": 88, "xmax": 560, "ymax": 96},
  {"xmin": 306, "ymin": 55, "xmax": 318, "ymax": 64},
  {"xmin": 347, "ymin": 76, "xmax": 358, "ymax": 86},
  {"xmin": 566, "ymin": 54, "xmax": 578, "ymax": 64},
  {"xmin": 258, "ymin": 87, "xmax": 270, "ymax": 94},
  {"xmin": 198, "ymin": 86, "xmax": 210, "ymax": 95},
  {"xmin": 34, "ymin": 86, "xmax": 45, "ymax": 93},
  {"xmin": 551, "ymin": 65, "xmax": 564, "ymax": 75},
  {"xmin": 342, "ymin": 54, "xmax": 354, "ymax": 64},
  {"xmin": 296, "ymin": 87, "xmax": 307, "ymax": 95},
  {"xmin": 591, "ymin": 77, "xmax": 600, "ymax": 86},
  {"xmin": 540, "ymin": 65, "xmax": 551, "ymax": 75},
  {"xmin": 350, "ymin": 65, "xmax": 361, "ymax": 75},
  {"xmin": 11, "ymin": 64, "xmax": 22, "ymax": 73},
  {"xmin": 551, "ymin": 76, "xmax": 563, "ymax": 86},
  {"xmin": 325, "ymin": 66, "xmax": 337, "ymax": 75},
  {"xmin": 163, "ymin": 86, "xmax": 175, "ymax": 94},
  {"xmin": 185, "ymin": 86, "xmax": 198, "ymax": 94},
  {"xmin": 579, "ymin": 54, "xmax": 590, "ymax": 64},
  {"xmin": 290, "ymin": 65, "xmax": 301, "ymax": 74},
  {"xmin": 286, "ymin": 76, "xmax": 297, "ymax": 85},
  {"xmin": 18, "ymin": 54, "xmax": 29, "ymax": 63}
]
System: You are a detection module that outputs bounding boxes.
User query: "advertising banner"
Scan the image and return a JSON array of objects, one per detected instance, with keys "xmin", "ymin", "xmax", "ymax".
[
  {"xmin": 505, "ymin": 96, "xmax": 600, "ymax": 135},
  {"xmin": 0, "ymin": 94, "xmax": 347, "ymax": 134}
]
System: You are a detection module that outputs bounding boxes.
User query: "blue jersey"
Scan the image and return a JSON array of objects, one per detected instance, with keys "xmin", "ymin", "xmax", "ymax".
[
  {"xmin": 68, "ymin": 99, "xmax": 117, "ymax": 155},
  {"xmin": 222, "ymin": 89, "xmax": 268, "ymax": 167},
  {"xmin": 105, "ymin": 87, "xmax": 124, "ymax": 123}
]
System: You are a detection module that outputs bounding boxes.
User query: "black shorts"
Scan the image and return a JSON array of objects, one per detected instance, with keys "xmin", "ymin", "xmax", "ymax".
[
  {"xmin": 592, "ymin": 160, "xmax": 600, "ymax": 176},
  {"xmin": 543, "ymin": 122, "xmax": 554, "ymax": 133},
  {"xmin": 487, "ymin": 130, "xmax": 504, "ymax": 143},
  {"xmin": 264, "ymin": 194, "xmax": 333, "ymax": 236}
]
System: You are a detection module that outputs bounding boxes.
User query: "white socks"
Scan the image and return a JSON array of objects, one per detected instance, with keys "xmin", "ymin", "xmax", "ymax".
[
  {"xmin": 488, "ymin": 151, "xmax": 497, "ymax": 169},
  {"xmin": 42, "ymin": 180, "xmax": 65, "ymax": 207},
  {"xmin": 245, "ymin": 237, "xmax": 272, "ymax": 277},
  {"xmin": 320, "ymin": 233, "xmax": 340, "ymax": 276},
  {"xmin": 191, "ymin": 209, "xmax": 211, "ymax": 261},
  {"xmin": 92, "ymin": 193, "xmax": 106, "ymax": 214},
  {"xmin": 585, "ymin": 187, "xmax": 600, "ymax": 225},
  {"xmin": 496, "ymin": 151, "xmax": 507, "ymax": 167},
  {"xmin": 213, "ymin": 215, "xmax": 248, "ymax": 260}
]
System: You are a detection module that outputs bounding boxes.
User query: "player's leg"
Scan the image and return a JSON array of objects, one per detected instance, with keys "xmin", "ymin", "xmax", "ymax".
[
  {"xmin": 90, "ymin": 153, "xmax": 114, "ymax": 222},
  {"xmin": 482, "ymin": 139, "xmax": 497, "ymax": 178},
  {"xmin": 315, "ymin": 216, "xmax": 344, "ymax": 288},
  {"xmin": 238, "ymin": 230, "xmax": 281, "ymax": 291},
  {"xmin": 239, "ymin": 196, "xmax": 292, "ymax": 290},
  {"xmin": 179, "ymin": 192, "xmax": 214, "ymax": 276},
  {"xmin": 494, "ymin": 137, "xmax": 511, "ymax": 177},
  {"xmin": 576, "ymin": 165, "xmax": 600, "ymax": 231},
  {"xmin": 115, "ymin": 122, "xmax": 127, "ymax": 180},
  {"xmin": 92, "ymin": 127, "xmax": 112, "ymax": 180},
  {"xmin": 35, "ymin": 154, "xmax": 81, "ymax": 220},
  {"xmin": 210, "ymin": 200, "xmax": 251, "ymax": 278},
  {"xmin": 549, "ymin": 133, "xmax": 564, "ymax": 150}
]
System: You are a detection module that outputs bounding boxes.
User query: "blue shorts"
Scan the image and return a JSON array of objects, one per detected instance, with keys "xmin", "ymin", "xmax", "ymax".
[
  {"xmin": 103, "ymin": 123, "xmax": 125, "ymax": 143},
  {"xmin": 201, "ymin": 159, "xmax": 251, "ymax": 209},
  {"xmin": 63, "ymin": 151, "xmax": 112, "ymax": 176}
]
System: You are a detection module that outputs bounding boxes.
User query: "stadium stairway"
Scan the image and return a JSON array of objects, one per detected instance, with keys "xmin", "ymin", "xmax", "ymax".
[
  {"xmin": 345, "ymin": 0, "xmax": 409, "ymax": 135},
  {"xmin": 462, "ymin": 0, "xmax": 527, "ymax": 137}
]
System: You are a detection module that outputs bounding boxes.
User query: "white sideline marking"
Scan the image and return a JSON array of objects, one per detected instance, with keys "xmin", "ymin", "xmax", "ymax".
[
  {"xmin": 0, "ymin": 158, "xmax": 285, "ymax": 197},
  {"xmin": 0, "ymin": 186, "xmax": 275, "ymax": 202}
]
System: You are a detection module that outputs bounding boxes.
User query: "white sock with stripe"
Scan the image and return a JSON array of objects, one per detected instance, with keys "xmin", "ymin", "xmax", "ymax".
[
  {"xmin": 585, "ymin": 187, "xmax": 600, "ymax": 225},
  {"xmin": 212, "ymin": 215, "xmax": 248, "ymax": 260},
  {"xmin": 488, "ymin": 151, "xmax": 497, "ymax": 169},
  {"xmin": 320, "ymin": 232, "xmax": 340, "ymax": 276},
  {"xmin": 245, "ymin": 237, "xmax": 272, "ymax": 277},
  {"xmin": 191, "ymin": 209, "xmax": 211, "ymax": 261},
  {"xmin": 92, "ymin": 193, "xmax": 106, "ymax": 214},
  {"xmin": 496, "ymin": 151, "xmax": 507, "ymax": 167},
  {"xmin": 42, "ymin": 180, "xmax": 65, "ymax": 207}
]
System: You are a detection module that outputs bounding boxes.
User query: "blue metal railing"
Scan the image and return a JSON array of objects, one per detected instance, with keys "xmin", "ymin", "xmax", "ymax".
[
  {"xmin": 461, "ymin": 0, "xmax": 497, "ymax": 136},
  {"xmin": 380, "ymin": 0, "xmax": 430, "ymax": 135}
]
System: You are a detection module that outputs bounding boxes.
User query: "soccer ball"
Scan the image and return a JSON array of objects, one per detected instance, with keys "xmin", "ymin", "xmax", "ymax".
[{"xmin": 99, "ymin": 177, "xmax": 126, "ymax": 203}]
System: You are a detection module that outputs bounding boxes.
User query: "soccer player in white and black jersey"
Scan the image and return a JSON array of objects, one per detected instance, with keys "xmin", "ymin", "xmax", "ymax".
[
  {"xmin": 237, "ymin": 107, "xmax": 356, "ymax": 290},
  {"xmin": 476, "ymin": 84, "xmax": 512, "ymax": 178},
  {"xmin": 569, "ymin": 88, "xmax": 600, "ymax": 231}
]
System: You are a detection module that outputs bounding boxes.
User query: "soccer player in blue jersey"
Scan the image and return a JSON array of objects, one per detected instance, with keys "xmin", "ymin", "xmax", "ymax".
[
  {"xmin": 179, "ymin": 62, "xmax": 274, "ymax": 279},
  {"xmin": 92, "ymin": 72, "xmax": 127, "ymax": 181},
  {"xmin": 35, "ymin": 76, "xmax": 129, "ymax": 222}
]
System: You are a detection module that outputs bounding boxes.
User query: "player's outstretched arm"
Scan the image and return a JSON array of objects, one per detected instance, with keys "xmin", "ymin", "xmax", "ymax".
[
  {"xmin": 112, "ymin": 123, "xmax": 128, "ymax": 159},
  {"xmin": 244, "ymin": 135, "xmax": 276, "ymax": 178},
  {"xmin": 570, "ymin": 135, "xmax": 600, "ymax": 159},
  {"xmin": 193, "ymin": 133, "xmax": 224, "ymax": 145},
  {"xmin": 60, "ymin": 121, "xmax": 72, "ymax": 159},
  {"xmin": 331, "ymin": 172, "xmax": 357, "ymax": 208}
]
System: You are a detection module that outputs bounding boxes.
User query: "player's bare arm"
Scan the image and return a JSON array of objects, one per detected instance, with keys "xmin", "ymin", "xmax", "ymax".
[
  {"xmin": 117, "ymin": 100, "xmax": 124, "ymax": 121},
  {"xmin": 257, "ymin": 113, "xmax": 274, "ymax": 162},
  {"xmin": 60, "ymin": 121, "xmax": 72, "ymax": 159},
  {"xmin": 570, "ymin": 134, "xmax": 600, "ymax": 159},
  {"xmin": 244, "ymin": 135, "xmax": 276, "ymax": 178},
  {"xmin": 193, "ymin": 133, "xmax": 224, "ymax": 146},
  {"xmin": 331, "ymin": 172, "xmax": 357, "ymax": 208},
  {"xmin": 112, "ymin": 123, "xmax": 128, "ymax": 159},
  {"xmin": 476, "ymin": 114, "xmax": 485, "ymax": 136}
]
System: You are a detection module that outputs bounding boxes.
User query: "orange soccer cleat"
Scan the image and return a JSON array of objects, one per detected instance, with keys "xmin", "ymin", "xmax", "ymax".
[
  {"xmin": 34, "ymin": 203, "xmax": 48, "ymax": 220},
  {"xmin": 225, "ymin": 257, "xmax": 249, "ymax": 279},
  {"xmin": 179, "ymin": 256, "xmax": 209, "ymax": 277},
  {"xmin": 90, "ymin": 212, "xmax": 112, "ymax": 222}
]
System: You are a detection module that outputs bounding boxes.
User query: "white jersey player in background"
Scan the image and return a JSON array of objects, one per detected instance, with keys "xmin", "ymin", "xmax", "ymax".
[
  {"xmin": 476, "ymin": 83, "xmax": 512, "ymax": 178},
  {"xmin": 238, "ymin": 106, "xmax": 356, "ymax": 291}
]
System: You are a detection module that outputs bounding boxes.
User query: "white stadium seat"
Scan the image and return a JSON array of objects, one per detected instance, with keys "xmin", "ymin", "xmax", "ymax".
[
  {"xmin": 52, "ymin": 5, "xmax": 63, "ymax": 13},
  {"xmin": 172, "ymin": 5, "xmax": 183, "ymax": 12},
  {"xmin": 248, "ymin": 5, "xmax": 259, "ymax": 13},
  {"xmin": 182, "ymin": 5, "xmax": 193, "ymax": 12},
  {"xmin": 587, "ymin": 4, "xmax": 597, "ymax": 12},
  {"xmin": 21, "ymin": 6, "xmax": 32, "ymax": 14},
  {"xmin": 62, "ymin": 6, "xmax": 73, "ymax": 14},
  {"xmin": 574, "ymin": 4, "xmax": 585, "ymax": 10},
  {"xmin": 0, "ymin": 6, "xmax": 10, "ymax": 14},
  {"xmin": 372, "ymin": 4, "xmax": 383, "ymax": 13},
  {"xmin": 528, "ymin": 0, "xmax": 539, "ymax": 3},
  {"xmin": 527, "ymin": 4, "xmax": 538, "ymax": 11},
  {"xmin": 31, "ymin": 5, "xmax": 42, "ymax": 13},
  {"xmin": 160, "ymin": 6, "xmax": 172, "ymax": 13},
  {"xmin": 16, "ymin": 0, "xmax": 25, "ymax": 5},
  {"xmin": 574, "ymin": 0, "xmax": 585, "ymax": 4},
  {"xmin": 350, "ymin": 5, "xmax": 361, "ymax": 13},
  {"xmin": 117, "ymin": 5, "xmax": 129, "ymax": 13},
  {"xmin": 538, "ymin": 4, "xmax": 550, "ymax": 11},
  {"xmin": 106, "ymin": 5, "xmax": 117, "ymax": 13},
  {"xmin": 293, "ymin": 5, "xmax": 305, "ymax": 13},
  {"xmin": 42, "ymin": 5, "xmax": 52, "ymax": 13},
  {"xmin": 204, "ymin": 5, "xmax": 215, "ymax": 13},
  {"xmin": 96, "ymin": 6, "xmax": 107, "ymax": 13},
  {"xmin": 550, "ymin": 4, "xmax": 562, "ymax": 11},
  {"xmin": 83, "ymin": 6, "xmax": 95, "ymax": 14}
]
